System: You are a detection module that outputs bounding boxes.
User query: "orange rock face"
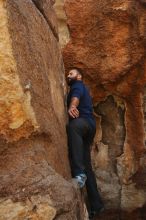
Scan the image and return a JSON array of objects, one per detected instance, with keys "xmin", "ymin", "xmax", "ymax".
[
  {"xmin": 63, "ymin": 0, "xmax": 146, "ymax": 217},
  {"xmin": 0, "ymin": 0, "xmax": 86, "ymax": 219},
  {"xmin": 5, "ymin": 0, "xmax": 69, "ymax": 177}
]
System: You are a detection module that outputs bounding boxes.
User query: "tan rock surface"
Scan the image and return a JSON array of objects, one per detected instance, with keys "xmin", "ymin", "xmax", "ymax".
[
  {"xmin": 0, "ymin": 0, "xmax": 39, "ymax": 141},
  {"xmin": 54, "ymin": 0, "xmax": 70, "ymax": 48},
  {"xmin": 5, "ymin": 0, "xmax": 69, "ymax": 177},
  {"xmin": 0, "ymin": 199, "xmax": 56, "ymax": 220},
  {"xmin": 0, "ymin": 0, "xmax": 85, "ymax": 219},
  {"xmin": 0, "ymin": 166, "xmax": 84, "ymax": 219}
]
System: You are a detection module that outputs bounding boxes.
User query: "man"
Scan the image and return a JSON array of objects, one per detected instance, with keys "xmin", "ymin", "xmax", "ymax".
[{"xmin": 66, "ymin": 67, "xmax": 104, "ymax": 219}]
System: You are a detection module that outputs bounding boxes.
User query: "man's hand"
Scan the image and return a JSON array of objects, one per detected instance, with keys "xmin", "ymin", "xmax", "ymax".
[
  {"xmin": 68, "ymin": 97, "xmax": 80, "ymax": 118},
  {"xmin": 68, "ymin": 105, "xmax": 79, "ymax": 118}
]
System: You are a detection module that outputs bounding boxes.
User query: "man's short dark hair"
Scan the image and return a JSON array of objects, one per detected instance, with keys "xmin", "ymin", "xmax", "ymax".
[{"xmin": 69, "ymin": 67, "xmax": 84, "ymax": 78}]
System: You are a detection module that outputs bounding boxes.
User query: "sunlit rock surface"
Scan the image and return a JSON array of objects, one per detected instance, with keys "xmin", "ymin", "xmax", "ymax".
[{"xmin": 0, "ymin": 0, "xmax": 86, "ymax": 219}]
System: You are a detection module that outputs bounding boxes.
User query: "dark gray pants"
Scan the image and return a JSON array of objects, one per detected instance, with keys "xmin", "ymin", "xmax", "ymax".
[{"xmin": 66, "ymin": 118, "xmax": 103, "ymax": 211}]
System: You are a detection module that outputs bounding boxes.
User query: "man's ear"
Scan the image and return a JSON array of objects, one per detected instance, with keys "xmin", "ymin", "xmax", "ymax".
[{"xmin": 77, "ymin": 74, "xmax": 82, "ymax": 80}]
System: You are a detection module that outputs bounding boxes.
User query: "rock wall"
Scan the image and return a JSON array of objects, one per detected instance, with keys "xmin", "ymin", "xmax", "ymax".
[
  {"xmin": 0, "ymin": 0, "xmax": 86, "ymax": 219},
  {"xmin": 1, "ymin": 0, "xmax": 146, "ymax": 219},
  {"xmin": 57, "ymin": 0, "xmax": 146, "ymax": 219}
]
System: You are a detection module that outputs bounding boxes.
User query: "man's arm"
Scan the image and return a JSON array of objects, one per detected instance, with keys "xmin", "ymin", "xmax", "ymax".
[{"xmin": 68, "ymin": 97, "xmax": 79, "ymax": 118}]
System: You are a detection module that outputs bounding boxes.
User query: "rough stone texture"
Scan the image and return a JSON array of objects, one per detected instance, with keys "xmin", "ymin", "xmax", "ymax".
[
  {"xmin": 93, "ymin": 96, "xmax": 125, "ymax": 210},
  {"xmin": 5, "ymin": 0, "xmax": 69, "ymax": 177},
  {"xmin": 0, "ymin": 198, "xmax": 56, "ymax": 220},
  {"xmin": 0, "ymin": 0, "xmax": 86, "ymax": 219},
  {"xmin": 62, "ymin": 0, "xmax": 146, "ymax": 218},
  {"xmin": 32, "ymin": 0, "xmax": 59, "ymax": 41},
  {"xmin": 0, "ymin": 164, "xmax": 85, "ymax": 219},
  {"xmin": 54, "ymin": 0, "xmax": 70, "ymax": 48}
]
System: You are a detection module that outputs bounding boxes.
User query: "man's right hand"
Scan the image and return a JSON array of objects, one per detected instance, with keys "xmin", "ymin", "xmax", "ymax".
[{"xmin": 68, "ymin": 105, "xmax": 79, "ymax": 118}]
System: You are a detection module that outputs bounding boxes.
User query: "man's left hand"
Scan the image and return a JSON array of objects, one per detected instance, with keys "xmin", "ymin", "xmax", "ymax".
[{"xmin": 68, "ymin": 106, "xmax": 79, "ymax": 118}]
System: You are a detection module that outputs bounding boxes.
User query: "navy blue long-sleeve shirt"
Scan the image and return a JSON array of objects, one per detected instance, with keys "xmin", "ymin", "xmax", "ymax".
[{"xmin": 67, "ymin": 80, "xmax": 96, "ymax": 128}]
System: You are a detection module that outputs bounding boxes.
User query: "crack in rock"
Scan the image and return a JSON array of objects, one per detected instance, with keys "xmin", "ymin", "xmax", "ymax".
[{"xmin": 31, "ymin": 0, "xmax": 59, "ymax": 41}]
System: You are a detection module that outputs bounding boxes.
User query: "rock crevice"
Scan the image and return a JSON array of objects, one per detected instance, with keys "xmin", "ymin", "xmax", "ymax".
[{"xmin": 32, "ymin": 0, "xmax": 59, "ymax": 41}]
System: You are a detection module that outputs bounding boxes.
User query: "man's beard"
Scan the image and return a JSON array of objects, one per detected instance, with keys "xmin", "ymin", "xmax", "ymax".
[{"xmin": 67, "ymin": 77, "xmax": 77, "ymax": 86}]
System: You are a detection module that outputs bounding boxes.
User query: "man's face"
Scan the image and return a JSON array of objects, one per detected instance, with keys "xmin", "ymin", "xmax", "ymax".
[{"xmin": 67, "ymin": 69, "xmax": 79, "ymax": 85}]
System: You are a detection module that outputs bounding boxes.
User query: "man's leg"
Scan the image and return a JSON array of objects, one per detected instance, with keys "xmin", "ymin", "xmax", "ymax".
[
  {"xmin": 66, "ymin": 118, "xmax": 89, "ymax": 177},
  {"xmin": 84, "ymin": 129, "xmax": 104, "ymax": 212}
]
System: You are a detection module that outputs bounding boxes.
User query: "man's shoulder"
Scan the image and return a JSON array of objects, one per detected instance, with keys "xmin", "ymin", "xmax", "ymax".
[
  {"xmin": 71, "ymin": 81, "xmax": 84, "ymax": 89},
  {"xmin": 69, "ymin": 81, "xmax": 84, "ymax": 98}
]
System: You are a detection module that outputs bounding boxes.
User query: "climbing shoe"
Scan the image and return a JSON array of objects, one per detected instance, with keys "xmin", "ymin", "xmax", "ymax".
[
  {"xmin": 89, "ymin": 206, "xmax": 105, "ymax": 219},
  {"xmin": 74, "ymin": 173, "xmax": 87, "ymax": 188}
]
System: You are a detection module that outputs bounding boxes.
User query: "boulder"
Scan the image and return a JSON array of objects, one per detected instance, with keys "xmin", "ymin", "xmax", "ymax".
[{"xmin": 0, "ymin": 0, "xmax": 85, "ymax": 219}]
